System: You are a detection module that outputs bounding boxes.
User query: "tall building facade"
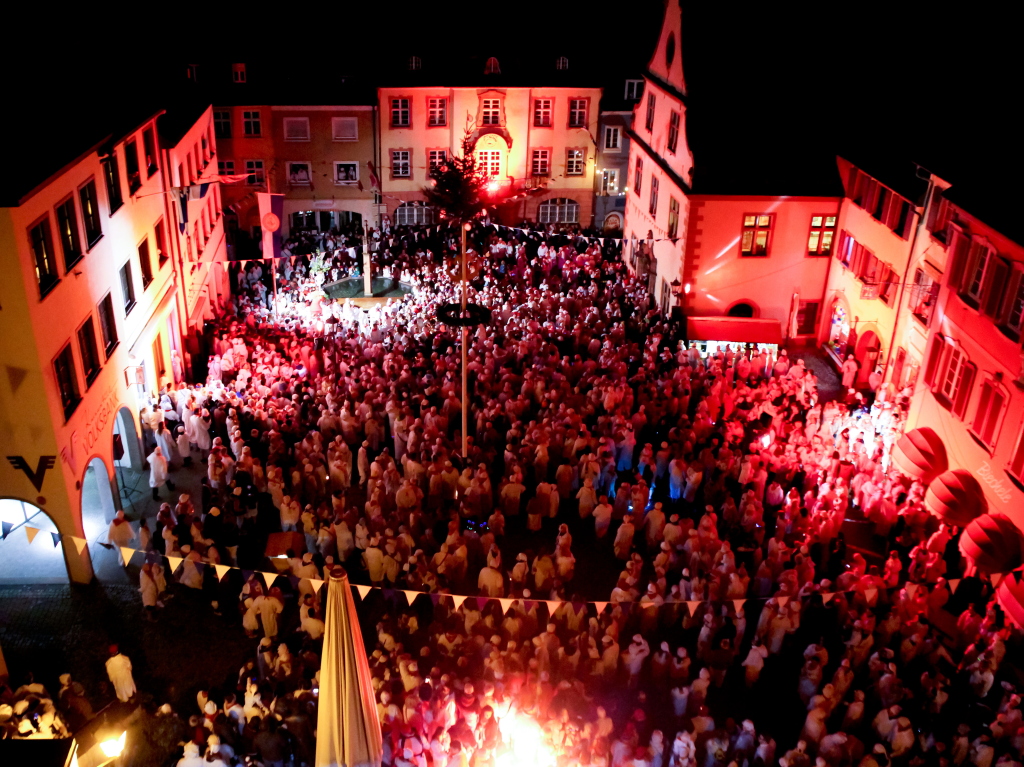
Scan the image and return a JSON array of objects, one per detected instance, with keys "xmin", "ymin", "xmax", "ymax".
[{"xmin": 593, "ymin": 75, "xmax": 644, "ymax": 233}]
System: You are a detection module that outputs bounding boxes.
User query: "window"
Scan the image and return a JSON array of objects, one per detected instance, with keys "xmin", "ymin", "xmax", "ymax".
[
  {"xmin": 648, "ymin": 176, "xmax": 659, "ymax": 215},
  {"xmin": 77, "ymin": 317, "xmax": 100, "ymax": 386},
  {"xmin": 1001, "ymin": 271, "xmax": 1024, "ymax": 339},
  {"xmin": 604, "ymin": 126, "xmax": 621, "ymax": 151},
  {"xmin": 667, "ymin": 111, "xmax": 680, "ymax": 153},
  {"xmin": 808, "ymin": 214, "xmax": 837, "ymax": 255},
  {"xmin": 533, "ymin": 99, "xmax": 552, "ymax": 127},
  {"xmin": 481, "ymin": 99, "xmax": 501, "ymax": 126},
  {"xmin": 394, "ymin": 202, "xmax": 434, "ymax": 226},
  {"xmin": 566, "ymin": 149, "xmax": 585, "ymax": 176},
  {"xmin": 97, "ymin": 294, "xmax": 118, "ymax": 356},
  {"xmin": 103, "ymin": 152, "xmax": 123, "ymax": 214},
  {"xmin": 391, "ymin": 98, "xmax": 410, "ymax": 127},
  {"xmin": 79, "ymin": 180, "xmax": 102, "ymax": 247},
  {"xmin": 55, "ymin": 196, "xmax": 82, "ymax": 270},
  {"xmin": 484, "ymin": 57, "xmax": 500, "ymax": 75},
  {"xmin": 532, "ymin": 149, "xmax": 550, "ymax": 177},
  {"xmin": 428, "ymin": 150, "xmax": 447, "ymax": 171},
  {"xmin": 981, "ymin": 256, "xmax": 1011, "ymax": 320},
  {"xmin": 243, "ymin": 110, "xmax": 261, "ymax": 136},
  {"xmin": 625, "ymin": 79, "xmax": 644, "ymax": 100},
  {"xmin": 334, "ymin": 162, "xmax": 359, "ymax": 184},
  {"xmin": 245, "ymin": 160, "xmax": 264, "ymax": 184},
  {"xmin": 740, "ymin": 214, "xmax": 773, "ymax": 256},
  {"xmin": 645, "ymin": 92, "xmax": 656, "ymax": 131},
  {"xmin": 29, "ymin": 216, "xmax": 59, "ymax": 296},
  {"xmin": 125, "ymin": 138, "xmax": 141, "ymax": 194},
  {"xmin": 214, "ymin": 111, "xmax": 231, "ymax": 139},
  {"xmin": 601, "ymin": 169, "xmax": 618, "ymax": 194},
  {"xmin": 849, "ymin": 168, "xmax": 913, "ymax": 238},
  {"xmin": 186, "ymin": 154, "xmax": 194, "ymax": 185},
  {"xmin": 634, "ymin": 157, "xmax": 643, "ymax": 194},
  {"xmin": 287, "ymin": 162, "xmax": 311, "ymax": 185},
  {"xmin": 1008, "ymin": 426, "xmax": 1024, "ymax": 482},
  {"xmin": 538, "ymin": 198, "xmax": 579, "ymax": 224},
  {"xmin": 929, "ymin": 341, "xmax": 975, "ymax": 417},
  {"xmin": 972, "ymin": 379, "xmax": 1006, "ymax": 449},
  {"xmin": 391, "ymin": 150, "xmax": 411, "ymax": 178},
  {"xmin": 796, "ymin": 301, "xmax": 820, "ymax": 335},
  {"xmin": 569, "ymin": 99, "xmax": 587, "ymax": 128},
  {"xmin": 409, "ymin": 56, "xmax": 422, "ymax": 71},
  {"xmin": 143, "ymin": 127, "xmax": 158, "ymax": 176},
  {"xmin": 332, "ymin": 117, "xmax": 358, "ymax": 141},
  {"xmin": 668, "ymin": 197, "xmax": 680, "ymax": 238},
  {"xmin": 428, "ymin": 98, "xmax": 447, "ymax": 127},
  {"xmin": 911, "ymin": 269, "xmax": 940, "ymax": 325},
  {"xmin": 926, "ymin": 187, "xmax": 953, "ymax": 241},
  {"xmin": 556, "ymin": 56, "xmax": 569, "ymax": 70},
  {"xmin": 53, "ymin": 343, "xmax": 81, "ymax": 420},
  {"xmin": 477, "ymin": 150, "xmax": 501, "ymax": 177},
  {"xmin": 119, "ymin": 261, "xmax": 136, "ymax": 314},
  {"xmin": 232, "ymin": 63, "xmax": 246, "ymax": 83},
  {"xmin": 218, "ymin": 160, "xmax": 234, "ymax": 176},
  {"xmin": 283, "ymin": 117, "xmax": 310, "ymax": 141},
  {"xmin": 138, "ymin": 238, "xmax": 153, "ymax": 289},
  {"xmin": 155, "ymin": 218, "xmax": 169, "ymax": 267},
  {"xmin": 961, "ymin": 242, "xmax": 991, "ymax": 306}
]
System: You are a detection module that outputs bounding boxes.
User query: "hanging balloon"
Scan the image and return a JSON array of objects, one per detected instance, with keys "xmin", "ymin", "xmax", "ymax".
[
  {"xmin": 959, "ymin": 514, "xmax": 1024, "ymax": 575},
  {"xmin": 890, "ymin": 427, "xmax": 948, "ymax": 484},
  {"xmin": 995, "ymin": 568, "xmax": 1024, "ymax": 630},
  {"xmin": 925, "ymin": 469, "xmax": 988, "ymax": 528}
]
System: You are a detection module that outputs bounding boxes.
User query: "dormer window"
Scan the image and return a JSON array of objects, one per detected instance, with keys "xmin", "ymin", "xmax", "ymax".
[
  {"xmin": 187, "ymin": 64, "xmax": 199, "ymax": 82},
  {"xmin": 556, "ymin": 56, "xmax": 569, "ymax": 70},
  {"xmin": 232, "ymin": 63, "xmax": 246, "ymax": 83},
  {"xmin": 409, "ymin": 56, "xmax": 422, "ymax": 71},
  {"xmin": 484, "ymin": 57, "xmax": 501, "ymax": 75}
]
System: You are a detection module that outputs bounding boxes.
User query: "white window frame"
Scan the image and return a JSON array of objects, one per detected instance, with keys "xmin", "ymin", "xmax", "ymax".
[
  {"xmin": 604, "ymin": 126, "xmax": 621, "ymax": 151},
  {"xmin": 963, "ymin": 241, "xmax": 992, "ymax": 303},
  {"xmin": 566, "ymin": 148, "xmax": 585, "ymax": 176},
  {"xmin": 332, "ymin": 117, "xmax": 358, "ymax": 141},
  {"xmin": 391, "ymin": 98, "xmax": 410, "ymax": 127},
  {"xmin": 395, "ymin": 203, "xmax": 434, "ymax": 226},
  {"xmin": 428, "ymin": 149, "xmax": 447, "ymax": 171},
  {"xmin": 531, "ymin": 149, "xmax": 550, "ymax": 177},
  {"xmin": 667, "ymin": 111, "xmax": 680, "ymax": 153},
  {"xmin": 538, "ymin": 198, "xmax": 579, "ymax": 224},
  {"xmin": 569, "ymin": 99, "xmax": 588, "ymax": 128},
  {"xmin": 601, "ymin": 169, "xmax": 618, "ymax": 194},
  {"xmin": 556, "ymin": 56, "xmax": 568, "ymax": 70},
  {"xmin": 391, "ymin": 150, "xmax": 411, "ymax": 178},
  {"xmin": 939, "ymin": 345, "xmax": 966, "ymax": 403},
  {"xmin": 481, "ymin": 98, "xmax": 501, "ymax": 126},
  {"xmin": 409, "ymin": 56, "xmax": 422, "ymax": 71},
  {"xmin": 533, "ymin": 99, "xmax": 552, "ymax": 127},
  {"xmin": 283, "ymin": 117, "xmax": 310, "ymax": 142},
  {"xmin": 286, "ymin": 161, "xmax": 312, "ymax": 185},
  {"xmin": 242, "ymin": 110, "xmax": 261, "ymax": 137},
  {"xmin": 477, "ymin": 150, "xmax": 501, "ymax": 177},
  {"xmin": 428, "ymin": 98, "xmax": 447, "ymax": 127},
  {"xmin": 625, "ymin": 79, "xmax": 644, "ymax": 100},
  {"xmin": 334, "ymin": 162, "xmax": 359, "ymax": 185},
  {"xmin": 244, "ymin": 159, "xmax": 264, "ymax": 184}
]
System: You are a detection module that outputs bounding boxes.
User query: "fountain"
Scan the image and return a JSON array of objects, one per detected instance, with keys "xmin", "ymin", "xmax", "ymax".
[{"xmin": 320, "ymin": 224, "xmax": 413, "ymax": 309}]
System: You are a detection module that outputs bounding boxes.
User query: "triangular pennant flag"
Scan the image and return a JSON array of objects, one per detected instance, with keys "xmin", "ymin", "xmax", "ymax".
[
  {"xmin": 166, "ymin": 555, "xmax": 184, "ymax": 574},
  {"xmin": 776, "ymin": 595, "xmax": 789, "ymax": 608},
  {"xmin": 498, "ymin": 598, "xmax": 514, "ymax": 614},
  {"xmin": 288, "ymin": 575, "xmax": 301, "ymax": 589},
  {"xmin": 215, "ymin": 564, "xmax": 231, "ymax": 581},
  {"xmin": 593, "ymin": 601, "xmax": 608, "ymax": 615},
  {"xmin": 948, "ymin": 578, "xmax": 961, "ymax": 592},
  {"xmin": 309, "ymin": 578, "xmax": 324, "ymax": 593},
  {"xmin": 821, "ymin": 592, "xmax": 834, "ymax": 604},
  {"xmin": 865, "ymin": 588, "xmax": 877, "ymax": 602},
  {"xmin": 1, "ymin": 521, "xmax": 12, "ymax": 539},
  {"xmin": 403, "ymin": 590, "xmax": 419, "ymax": 606},
  {"xmin": 355, "ymin": 584, "xmax": 372, "ymax": 600},
  {"xmin": 992, "ymin": 573, "xmax": 1003, "ymax": 587},
  {"xmin": 242, "ymin": 570, "xmax": 254, "ymax": 582},
  {"xmin": 905, "ymin": 583, "xmax": 918, "ymax": 598},
  {"xmin": 732, "ymin": 599, "xmax": 746, "ymax": 613},
  {"xmin": 546, "ymin": 600, "xmax": 562, "ymax": 615},
  {"xmin": 263, "ymin": 572, "xmax": 281, "ymax": 589},
  {"xmin": 25, "ymin": 526, "xmax": 40, "ymax": 544},
  {"xmin": 429, "ymin": 593, "xmax": 442, "ymax": 605},
  {"xmin": 119, "ymin": 547, "xmax": 135, "ymax": 566},
  {"xmin": 5, "ymin": 365, "xmax": 28, "ymax": 394},
  {"xmin": 51, "ymin": 532, "xmax": 61, "ymax": 547},
  {"xmin": 686, "ymin": 601, "xmax": 701, "ymax": 616},
  {"xmin": 71, "ymin": 536, "xmax": 88, "ymax": 555},
  {"xmin": 451, "ymin": 594, "xmax": 468, "ymax": 611}
]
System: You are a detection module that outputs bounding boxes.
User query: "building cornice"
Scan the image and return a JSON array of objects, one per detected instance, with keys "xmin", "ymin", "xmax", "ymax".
[
  {"xmin": 643, "ymin": 70, "xmax": 687, "ymax": 106},
  {"xmin": 625, "ymin": 127, "xmax": 692, "ymax": 195}
]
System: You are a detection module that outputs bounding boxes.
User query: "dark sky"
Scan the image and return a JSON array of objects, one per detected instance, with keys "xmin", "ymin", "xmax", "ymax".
[{"xmin": 5, "ymin": 2, "xmax": 1021, "ymax": 210}]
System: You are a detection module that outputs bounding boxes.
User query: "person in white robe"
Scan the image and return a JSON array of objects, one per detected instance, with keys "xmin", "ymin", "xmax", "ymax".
[
  {"xmin": 105, "ymin": 645, "xmax": 136, "ymax": 702},
  {"xmin": 148, "ymin": 446, "xmax": 174, "ymax": 500}
]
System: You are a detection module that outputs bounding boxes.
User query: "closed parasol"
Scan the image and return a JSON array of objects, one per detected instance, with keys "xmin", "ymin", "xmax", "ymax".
[
  {"xmin": 958, "ymin": 514, "xmax": 1023, "ymax": 576},
  {"xmin": 890, "ymin": 427, "xmax": 948, "ymax": 484},
  {"xmin": 925, "ymin": 469, "xmax": 987, "ymax": 527}
]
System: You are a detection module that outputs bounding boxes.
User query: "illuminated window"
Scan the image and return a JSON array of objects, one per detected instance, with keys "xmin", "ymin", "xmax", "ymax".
[
  {"xmin": 569, "ymin": 99, "xmax": 588, "ymax": 128},
  {"xmin": 29, "ymin": 216, "xmax": 59, "ymax": 296},
  {"xmin": 391, "ymin": 150, "xmax": 411, "ymax": 178},
  {"xmin": 391, "ymin": 99, "xmax": 410, "ymax": 127},
  {"xmin": 625, "ymin": 80, "xmax": 644, "ymax": 100},
  {"xmin": 532, "ymin": 149, "xmax": 550, "ymax": 177},
  {"xmin": 332, "ymin": 117, "xmax": 358, "ymax": 141},
  {"xmin": 232, "ymin": 63, "xmax": 246, "ymax": 83},
  {"xmin": 481, "ymin": 99, "xmax": 501, "ymax": 126},
  {"xmin": 601, "ymin": 169, "xmax": 618, "ymax": 194},
  {"xmin": 668, "ymin": 197, "xmax": 680, "ymax": 238},
  {"xmin": 538, "ymin": 198, "xmax": 579, "ymax": 224},
  {"xmin": 962, "ymin": 242, "xmax": 991, "ymax": 305},
  {"xmin": 648, "ymin": 176, "xmax": 659, "ymax": 215},
  {"xmin": 807, "ymin": 214, "xmax": 837, "ymax": 255},
  {"xmin": 634, "ymin": 157, "xmax": 643, "ymax": 194},
  {"xmin": 930, "ymin": 342, "xmax": 975, "ymax": 417},
  {"xmin": 428, "ymin": 150, "xmax": 447, "ymax": 171},
  {"xmin": 645, "ymin": 92, "xmax": 656, "ymax": 131},
  {"xmin": 79, "ymin": 180, "xmax": 102, "ymax": 247},
  {"xmin": 667, "ymin": 111, "xmax": 680, "ymax": 153},
  {"xmin": 477, "ymin": 150, "xmax": 501, "ymax": 177},
  {"xmin": 283, "ymin": 117, "xmax": 310, "ymax": 141},
  {"xmin": 55, "ymin": 196, "xmax": 82, "ymax": 270},
  {"xmin": 243, "ymin": 110, "xmax": 261, "ymax": 136},
  {"xmin": 244, "ymin": 159, "xmax": 264, "ymax": 184},
  {"xmin": 155, "ymin": 218, "xmax": 168, "ymax": 267},
  {"xmin": 533, "ymin": 99, "xmax": 552, "ymax": 127},
  {"xmin": 566, "ymin": 148, "xmax": 585, "ymax": 176},
  {"xmin": 484, "ymin": 57, "xmax": 500, "ymax": 75},
  {"xmin": 740, "ymin": 214, "xmax": 773, "ymax": 257},
  {"xmin": 214, "ymin": 111, "xmax": 231, "ymax": 139},
  {"xmin": 604, "ymin": 126, "xmax": 620, "ymax": 151},
  {"xmin": 53, "ymin": 343, "xmax": 81, "ymax": 420},
  {"xmin": 556, "ymin": 56, "xmax": 568, "ymax": 70},
  {"xmin": 428, "ymin": 98, "xmax": 447, "ymax": 127}
]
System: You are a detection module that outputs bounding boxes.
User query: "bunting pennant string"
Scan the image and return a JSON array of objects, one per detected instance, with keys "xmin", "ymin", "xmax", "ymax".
[
  {"xmin": 119, "ymin": 547, "xmax": 135, "ymax": 567},
  {"xmin": 309, "ymin": 578, "xmax": 325, "ymax": 594},
  {"xmin": 71, "ymin": 536, "xmax": 88, "ymax": 555},
  {"xmin": 498, "ymin": 598, "xmax": 514, "ymax": 614},
  {"xmin": 822, "ymin": 592, "xmax": 834, "ymax": 605},
  {"xmin": 403, "ymin": 590, "xmax": 419, "ymax": 606},
  {"xmin": 166, "ymin": 556, "xmax": 184, "ymax": 574},
  {"xmin": 733, "ymin": 599, "xmax": 746, "ymax": 612},
  {"xmin": 25, "ymin": 527, "xmax": 40, "ymax": 544},
  {"xmin": 355, "ymin": 584, "xmax": 372, "ymax": 600},
  {"xmin": 215, "ymin": 564, "xmax": 232, "ymax": 581},
  {"xmin": 948, "ymin": 579, "xmax": 961, "ymax": 593},
  {"xmin": 686, "ymin": 601, "xmax": 701, "ymax": 616},
  {"xmin": 1, "ymin": 522, "xmax": 12, "ymax": 540},
  {"xmin": 51, "ymin": 532, "xmax": 61, "ymax": 548},
  {"xmin": 451, "ymin": 594, "xmax": 468, "ymax": 611}
]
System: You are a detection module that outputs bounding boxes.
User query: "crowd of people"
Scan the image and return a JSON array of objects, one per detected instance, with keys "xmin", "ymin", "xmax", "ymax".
[{"xmin": 2, "ymin": 219, "xmax": 1021, "ymax": 767}]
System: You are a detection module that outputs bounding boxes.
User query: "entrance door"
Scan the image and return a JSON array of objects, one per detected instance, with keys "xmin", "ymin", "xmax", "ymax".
[{"xmin": 855, "ymin": 330, "xmax": 881, "ymax": 384}]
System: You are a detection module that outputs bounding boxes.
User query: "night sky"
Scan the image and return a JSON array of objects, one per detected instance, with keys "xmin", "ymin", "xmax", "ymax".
[{"xmin": 4, "ymin": 2, "xmax": 1020, "ymax": 211}]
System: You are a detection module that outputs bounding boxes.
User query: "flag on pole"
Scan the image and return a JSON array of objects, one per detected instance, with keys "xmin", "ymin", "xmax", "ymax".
[
  {"xmin": 257, "ymin": 193, "xmax": 285, "ymax": 258},
  {"xmin": 178, "ymin": 192, "xmax": 189, "ymax": 234},
  {"xmin": 367, "ymin": 161, "xmax": 381, "ymax": 191}
]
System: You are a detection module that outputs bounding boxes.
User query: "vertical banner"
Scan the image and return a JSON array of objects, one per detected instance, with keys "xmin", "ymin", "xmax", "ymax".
[{"xmin": 257, "ymin": 193, "xmax": 285, "ymax": 259}]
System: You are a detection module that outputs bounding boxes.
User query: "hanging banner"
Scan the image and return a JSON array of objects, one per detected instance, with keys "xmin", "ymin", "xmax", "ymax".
[{"xmin": 257, "ymin": 193, "xmax": 285, "ymax": 259}]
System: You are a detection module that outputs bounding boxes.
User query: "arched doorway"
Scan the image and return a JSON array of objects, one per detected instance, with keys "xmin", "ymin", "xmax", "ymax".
[
  {"xmin": 855, "ymin": 330, "xmax": 881, "ymax": 385},
  {"xmin": 474, "ymin": 133, "xmax": 508, "ymax": 179},
  {"xmin": 727, "ymin": 302, "xmax": 757, "ymax": 318},
  {"xmin": 0, "ymin": 500, "xmax": 69, "ymax": 584},
  {"xmin": 82, "ymin": 457, "xmax": 117, "ymax": 542},
  {"xmin": 827, "ymin": 299, "xmax": 851, "ymax": 355}
]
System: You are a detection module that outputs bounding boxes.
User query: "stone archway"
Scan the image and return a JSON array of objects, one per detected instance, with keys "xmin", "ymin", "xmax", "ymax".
[
  {"xmin": 0, "ymin": 499, "xmax": 70, "ymax": 584},
  {"xmin": 82, "ymin": 456, "xmax": 117, "ymax": 542}
]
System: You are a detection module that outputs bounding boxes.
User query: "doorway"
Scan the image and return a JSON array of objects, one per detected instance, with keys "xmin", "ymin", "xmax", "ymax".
[
  {"xmin": 0, "ymin": 500, "xmax": 69, "ymax": 584},
  {"xmin": 855, "ymin": 330, "xmax": 881, "ymax": 385},
  {"xmin": 82, "ymin": 457, "xmax": 117, "ymax": 543}
]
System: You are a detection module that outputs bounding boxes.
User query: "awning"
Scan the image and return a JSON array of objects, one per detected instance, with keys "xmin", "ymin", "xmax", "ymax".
[{"xmin": 687, "ymin": 316, "xmax": 782, "ymax": 345}]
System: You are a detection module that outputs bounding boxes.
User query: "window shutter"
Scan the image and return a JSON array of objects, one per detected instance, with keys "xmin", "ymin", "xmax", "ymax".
[
  {"xmin": 983, "ymin": 258, "xmax": 1010, "ymax": 318},
  {"xmin": 923, "ymin": 335, "xmax": 944, "ymax": 388},
  {"xmin": 953, "ymin": 361, "xmax": 976, "ymax": 418},
  {"xmin": 284, "ymin": 118, "xmax": 309, "ymax": 140},
  {"xmin": 973, "ymin": 381, "xmax": 993, "ymax": 436},
  {"xmin": 947, "ymin": 230, "xmax": 970, "ymax": 291},
  {"xmin": 1011, "ymin": 430, "xmax": 1024, "ymax": 478}
]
